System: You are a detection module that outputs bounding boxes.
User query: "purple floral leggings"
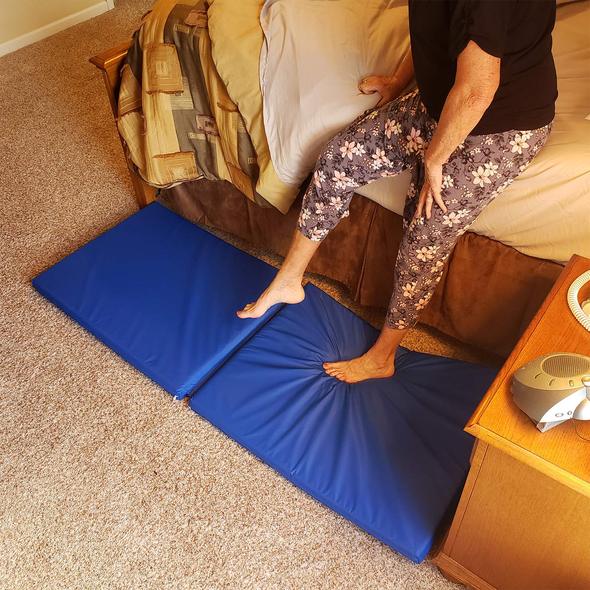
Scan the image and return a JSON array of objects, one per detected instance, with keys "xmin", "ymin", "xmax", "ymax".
[{"xmin": 298, "ymin": 89, "xmax": 551, "ymax": 329}]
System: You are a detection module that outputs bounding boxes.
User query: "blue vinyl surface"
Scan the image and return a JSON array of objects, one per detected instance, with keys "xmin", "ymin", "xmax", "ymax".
[
  {"xmin": 33, "ymin": 203, "xmax": 497, "ymax": 562},
  {"xmin": 190, "ymin": 284, "xmax": 497, "ymax": 562},
  {"xmin": 32, "ymin": 203, "xmax": 282, "ymax": 399}
]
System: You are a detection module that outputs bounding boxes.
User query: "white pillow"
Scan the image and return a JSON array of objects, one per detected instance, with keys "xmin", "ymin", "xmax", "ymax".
[{"xmin": 260, "ymin": 0, "xmax": 410, "ymax": 186}]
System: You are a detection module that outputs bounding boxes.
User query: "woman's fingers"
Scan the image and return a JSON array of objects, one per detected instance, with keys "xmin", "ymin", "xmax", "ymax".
[
  {"xmin": 425, "ymin": 190, "xmax": 447, "ymax": 219},
  {"xmin": 434, "ymin": 191, "xmax": 448, "ymax": 215},
  {"xmin": 358, "ymin": 80, "xmax": 378, "ymax": 94},
  {"xmin": 424, "ymin": 161, "xmax": 447, "ymax": 216},
  {"xmin": 358, "ymin": 75, "xmax": 386, "ymax": 94},
  {"xmin": 359, "ymin": 75, "xmax": 397, "ymax": 108},
  {"xmin": 428, "ymin": 178, "xmax": 447, "ymax": 215},
  {"xmin": 414, "ymin": 183, "xmax": 428, "ymax": 219},
  {"xmin": 425, "ymin": 190, "xmax": 434, "ymax": 219},
  {"xmin": 415, "ymin": 183, "xmax": 447, "ymax": 221}
]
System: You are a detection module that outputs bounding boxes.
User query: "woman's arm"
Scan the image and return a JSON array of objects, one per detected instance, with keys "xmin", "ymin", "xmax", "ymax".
[
  {"xmin": 359, "ymin": 48, "xmax": 414, "ymax": 107},
  {"xmin": 388, "ymin": 48, "xmax": 414, "ymax": 96},
  {"xmin": 426, "ymin": 41, "xmax": 500, "ymax": 167},
  {"xmin": 416, "ymin": 40, "xmax": 501, "ymax": 219}
]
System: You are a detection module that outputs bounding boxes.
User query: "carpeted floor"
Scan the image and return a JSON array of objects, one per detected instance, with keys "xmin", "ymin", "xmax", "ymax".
[{"xmin": 0, "ymin": 2, "xmax": 497, "ymax": 588}]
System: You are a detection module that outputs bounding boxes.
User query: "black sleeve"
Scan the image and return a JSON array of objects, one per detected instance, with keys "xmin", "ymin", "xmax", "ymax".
[{"xmin": 449, "ymin": 0, "xmax": 512, "ymax": 59}]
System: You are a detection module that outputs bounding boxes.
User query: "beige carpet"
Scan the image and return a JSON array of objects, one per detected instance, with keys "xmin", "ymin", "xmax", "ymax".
[{"xmin": 0, "ymin": 2, "xmax": 498, "ymax": 588}]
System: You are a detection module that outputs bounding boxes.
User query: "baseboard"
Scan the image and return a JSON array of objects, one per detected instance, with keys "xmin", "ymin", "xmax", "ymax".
[{"xmin": 0, "ymin": 1, "xmax": 114, "ymax": 58}]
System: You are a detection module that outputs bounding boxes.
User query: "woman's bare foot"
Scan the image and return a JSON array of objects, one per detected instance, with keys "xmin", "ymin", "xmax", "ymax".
[
  {"xmin": 322, "ymin": 324, "xmax": 408, "ymax": 384},
  {"xmin": 323, "ymin": 350, "xmax": 395, "ymax": 383},
  {"xmin": 237, "ymin": 274, "xmax": 305, "ymax": 319}
]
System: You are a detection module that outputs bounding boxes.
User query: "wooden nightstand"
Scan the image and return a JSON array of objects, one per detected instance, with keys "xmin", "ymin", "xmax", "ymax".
[{"xmin": 434, "ymin": 255, "xmax": 590, "ymax": 590}]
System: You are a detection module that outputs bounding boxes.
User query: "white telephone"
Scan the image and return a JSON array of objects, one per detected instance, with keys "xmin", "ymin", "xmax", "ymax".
[{"xmin": 567, "ymin": 270, "xmax": 590, "ymax": 332}]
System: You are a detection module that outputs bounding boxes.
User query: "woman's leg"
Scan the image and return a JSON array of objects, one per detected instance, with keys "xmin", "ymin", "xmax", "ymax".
[
  {"xmin": 238, "ymin": 90, "xmax": 430, "ymax": 319},
  {"xmin": 326, "ymin": 124, "xmax": 552, "ymax": 383}
]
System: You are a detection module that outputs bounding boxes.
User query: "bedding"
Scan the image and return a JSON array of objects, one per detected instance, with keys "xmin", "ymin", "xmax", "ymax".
[
  {"xmin": 207, "ymin": 0, "xmax": 298, "ymax": 213},
  {"xmin": 116, "ymin": 0, "xmax": 296, "ymax": 212},
  {"xmin": 117, "ymin": 0, "xmax": 588, "ymax": 263},
  {"xmin": 118, "ymin": 2, "xmax": 243, "ymax": 189},
  {"xmin": 259, "ymin": 0, "xmax": 410, "ymax": 186},
  {"xmin": 260, "ymin": 0, "xmax": 590, "ymax": 264}
]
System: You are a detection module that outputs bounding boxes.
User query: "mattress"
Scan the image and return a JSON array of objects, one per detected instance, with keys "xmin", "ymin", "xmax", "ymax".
[{"xmin": 261, "ymin": 0, "xmax": 590, "ymax": 264}]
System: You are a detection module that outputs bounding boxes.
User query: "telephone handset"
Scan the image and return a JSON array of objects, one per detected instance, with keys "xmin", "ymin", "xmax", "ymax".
[{"xmin": 567, "ymin": 270, "xmax": 590, "ymax": 332}]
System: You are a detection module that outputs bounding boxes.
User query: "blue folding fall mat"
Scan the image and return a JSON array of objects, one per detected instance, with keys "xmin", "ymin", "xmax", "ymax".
[
  {"xmin": 33, "ymin": 203, "xmax": 497, "ymax": 563},
  {"xmin": 32, "ymin": 203, "xmax": 282, "ymax": 399}
]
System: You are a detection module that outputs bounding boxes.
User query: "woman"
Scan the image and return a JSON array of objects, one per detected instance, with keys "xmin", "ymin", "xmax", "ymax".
[{"xmin": 238, "ymin": 0, "xmax": 557, "ymax": 383}]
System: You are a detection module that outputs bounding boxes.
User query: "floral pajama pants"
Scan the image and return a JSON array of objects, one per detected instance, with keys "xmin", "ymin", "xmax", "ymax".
[{"xmin": 297, "ymin": 89, "xmax": 551, "ymax": 329}]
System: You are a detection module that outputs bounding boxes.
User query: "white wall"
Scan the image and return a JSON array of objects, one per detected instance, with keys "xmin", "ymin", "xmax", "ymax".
[{"xmin": 0, "ymin": 0, "xmax": 114, "ymax": 56}]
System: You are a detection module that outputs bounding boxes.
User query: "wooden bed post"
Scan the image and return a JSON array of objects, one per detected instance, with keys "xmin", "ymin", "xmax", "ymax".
[{"xmin": 90, "ymin": 43, "xmax": 157, "ymax": 208}]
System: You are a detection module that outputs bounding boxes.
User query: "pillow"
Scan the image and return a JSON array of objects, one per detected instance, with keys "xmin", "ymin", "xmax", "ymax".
[{"xmin": 259, "ymin": 0, "xmax": 410, "ymax": 186}]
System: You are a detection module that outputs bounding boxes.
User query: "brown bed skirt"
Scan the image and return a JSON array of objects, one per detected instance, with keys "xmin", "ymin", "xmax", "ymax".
[{"xmin": 161, "ymin": 179, "xmax": 562, "ymax": 358}]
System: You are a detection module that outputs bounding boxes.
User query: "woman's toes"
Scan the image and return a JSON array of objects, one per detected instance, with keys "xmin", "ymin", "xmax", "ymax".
[
  {"xmin": 236, "ymin": 303, "xmax": 257, "ymax": 318},
  {"xmin": 324, "ymin": 362, "xmax": 347, "ymax": 379}
]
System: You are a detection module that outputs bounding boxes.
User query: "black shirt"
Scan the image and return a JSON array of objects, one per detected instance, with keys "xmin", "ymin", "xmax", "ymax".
[{"xmin": 408, "ymin": 0, "xmax": 557, "ymax": 135}]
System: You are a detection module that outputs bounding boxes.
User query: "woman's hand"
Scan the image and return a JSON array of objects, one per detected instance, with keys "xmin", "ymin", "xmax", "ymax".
[
  {"xmin": 414, "ymin": 158, "xmax": 447, "ymax": 221},
  {"xmin": 358, "ymin": 75, "xmax": 402, "ymax": 107}
]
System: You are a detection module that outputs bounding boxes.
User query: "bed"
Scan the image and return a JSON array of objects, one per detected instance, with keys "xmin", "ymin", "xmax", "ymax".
[{"xmin": 91, "ymin": 0, "xmax": 590, "ymax": 358}]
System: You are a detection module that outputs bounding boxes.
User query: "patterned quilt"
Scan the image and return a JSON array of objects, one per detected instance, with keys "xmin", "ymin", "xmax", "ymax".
[{"xmin": 117, "ymin": 0, "xmax": 274, "ymax": 207}]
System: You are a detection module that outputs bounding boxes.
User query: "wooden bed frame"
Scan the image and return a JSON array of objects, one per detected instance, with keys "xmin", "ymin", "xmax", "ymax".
[
  {"xmin": 90, "ymin": 43, "xmax": 157, "ymax": 209},
  {"xmin": 90, "ymin": 45, "xmax": 563, "ymax": 359}
]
